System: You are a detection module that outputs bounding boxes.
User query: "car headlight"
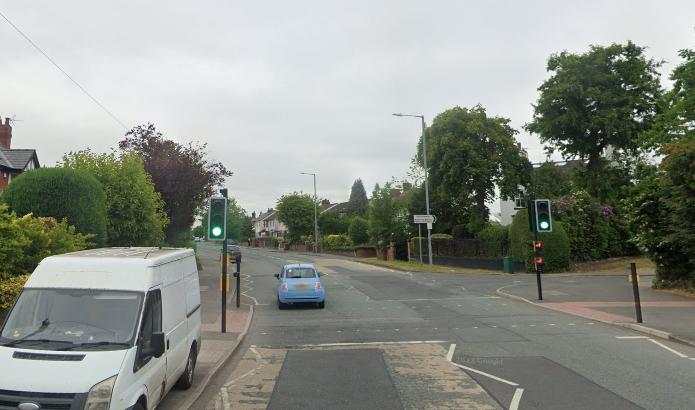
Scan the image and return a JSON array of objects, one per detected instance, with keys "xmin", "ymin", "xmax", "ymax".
[{"xmin": 85, "ymin": 375, "xmax": 117, "ymax": 410}]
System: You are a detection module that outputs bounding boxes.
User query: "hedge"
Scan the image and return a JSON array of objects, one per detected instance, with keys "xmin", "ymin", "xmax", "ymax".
[
  {"xmin": 0, "ymin": 274, "xmax": 29, "ymax": 310},
  {"xmin": 2, "ymin": 168, "xmax": 107, "ymax": 246},
  {"xmin": 509, "ymin": 210, "xmax": 570, "ymax": 272},
  {"xmin": 475, "ymin": 224, "xmax": 509, "ymax": 258}
]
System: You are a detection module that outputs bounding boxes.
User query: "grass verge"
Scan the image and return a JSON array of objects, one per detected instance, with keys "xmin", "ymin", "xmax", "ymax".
[
  {"xmin": 362, "ymin": 258, "xmax": 503, "ymax": 275},
  {"xmin": 570, "ymin": 255, "xmax": 655, "ymax": 274}
]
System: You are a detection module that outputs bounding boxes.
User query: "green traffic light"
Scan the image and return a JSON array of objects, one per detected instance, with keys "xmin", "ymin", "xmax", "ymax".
[
  {"xmin": 540, "ymin": 221, "xmax": 549, "ymax": 230},
  {"xmin": 212, "ymin": 226, "xmax": 222, "ymax": 237}
]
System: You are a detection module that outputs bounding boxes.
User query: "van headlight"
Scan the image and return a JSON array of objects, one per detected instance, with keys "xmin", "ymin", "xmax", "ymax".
[{"xmin": 85, "ymin": 375, "xmax": 117, "ymax": 410}]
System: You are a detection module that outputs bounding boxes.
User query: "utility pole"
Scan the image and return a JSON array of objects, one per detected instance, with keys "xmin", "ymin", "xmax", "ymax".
[
  {"xmin": 301, "ymin": 172, "xmax": 319, "ymax": 253},
  {"xmin": 393, "ymin": 113, "xmax": 433, "ymax": 265}
]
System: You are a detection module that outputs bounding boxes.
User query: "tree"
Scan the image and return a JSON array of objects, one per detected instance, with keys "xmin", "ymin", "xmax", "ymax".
[
  {"xmin": 420, "ymin": 105, "xmax": 532, "ymax": 235},
  {"xmin": 119, "ymin": 124, "xmax": 233, "ymax": 244},
  {"xmin": 348, "ymin": 216, "xmax": 369, "ymax": 245},
  {"xmin": 368, "ymin": 183, "xmax": 409, "ymax": 245},
  {"xmin": 347, "ymin": 179, "xmax": 369, "ymax": 216},
  {"xmin": 629, "ymin": 137, "xmax": 695, "ymax": 289},
  {"xmin": 62, "ymin": 149, "xmax": 168, "ymax": 246},
  {"xmin": 532, "ymin": 162, "xmax": 574, "ymax": 199},
  {"xmin": 644, "ymin": 48, "xmax": 695, "ymax": 149},
  {"xmin": 2, "ymin": 168, "xmax": 107, "ymax": 246},
  {"xmin": 191, "ymin": 225, "xmax": 205, "ymax": 238},
  {"xmin": 276, "ymin": 192, "xmax": 315, "ymax": 243},
  {"xmin": 318, "ymin": 212, "xmax": 349, "ymax": 235},
  {"xmin": 526, "ymin": 41, "xmax": 662, "ymax": 199}
]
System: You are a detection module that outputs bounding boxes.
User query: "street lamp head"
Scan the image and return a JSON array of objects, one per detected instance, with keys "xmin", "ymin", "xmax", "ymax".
[{"xmin": 392, "ymin": 113, "xmax": 403, "ymax": 117}]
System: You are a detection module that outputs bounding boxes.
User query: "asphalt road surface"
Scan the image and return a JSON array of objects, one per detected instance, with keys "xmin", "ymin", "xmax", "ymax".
[{"xmin": 197, "ymin": 246, "xmax": 695, "ymax": 409}]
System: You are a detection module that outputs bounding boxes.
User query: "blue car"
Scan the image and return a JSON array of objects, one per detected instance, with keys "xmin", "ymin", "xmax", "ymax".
[{"xmin": 275, "ymin": 264, "xmax": 326, "ymax": 309}]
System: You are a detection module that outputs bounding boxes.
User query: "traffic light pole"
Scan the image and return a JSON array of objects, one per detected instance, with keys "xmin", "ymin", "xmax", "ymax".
[
  {"xmin": 528, "ymin": 194, "xmax": 543, "ymax": 301},
  {"xmin": 221, "ymin": 238, "xmax": 228, "ymax": 333},
  {"xmin": 220, "ymin": 188, "xmax": 229, "ymax": 333}
]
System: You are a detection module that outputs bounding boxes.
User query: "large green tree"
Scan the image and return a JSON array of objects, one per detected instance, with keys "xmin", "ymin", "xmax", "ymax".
[
  {"xmin": 276, "ymin": 192, "xmax": 315, "ymax": 243},
  {"xmin": 119, "ymin": 124, "xmax": 232, "ymax": 244},
  {"xmin": 62, "ymin": 149, "xmax": 168, "ymax": 246},
  {"xmin": 318, "ymin": 212, "xmax": 349, "ymax": 235},
  {"xmin": 347, "ymin": 179, "xmax": 369, "ymax": 216},
  {"xmin": 368, "ymin": 183, "xmax": 409, "ymax": 245},
  {"xmin": 420, "ymin": 105, "xmax": 531, "ymax": 235},
  {"xmin": 526, "ymin": 41, "xmax": 662, "ymax": 200}
]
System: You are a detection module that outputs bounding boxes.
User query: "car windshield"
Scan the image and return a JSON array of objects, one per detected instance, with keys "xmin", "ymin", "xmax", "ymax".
[
  {"xmin": 285, "ymin": 268, "xmax": 317, "ymax": 279},
  {"xmin": 1, "ymin": 288, "xmax": 143, "ymax": 350}
]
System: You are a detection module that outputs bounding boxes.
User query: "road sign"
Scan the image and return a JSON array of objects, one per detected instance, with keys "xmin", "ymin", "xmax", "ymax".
[{"xmin": 413, "ymin": 214, "xmax": 435, "ymax": 224}]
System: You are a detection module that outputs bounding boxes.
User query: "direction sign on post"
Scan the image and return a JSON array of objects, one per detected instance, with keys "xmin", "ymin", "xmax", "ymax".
[{"xmin": 413, "ymin": 214, "xmax": 435, "ymax": 224}]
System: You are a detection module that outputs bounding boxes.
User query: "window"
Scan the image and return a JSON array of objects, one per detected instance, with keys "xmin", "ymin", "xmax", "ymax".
[
  {"xmin": 514, "ymin": 197, "xmax": 526, "ymax": 209},
  {"xmin": 285, "ymin": 268, "xmax": 317, "ymax": 279},
  {"xmin": 135, "ymin": 289, "xmax": 162, "ymax": 370}
]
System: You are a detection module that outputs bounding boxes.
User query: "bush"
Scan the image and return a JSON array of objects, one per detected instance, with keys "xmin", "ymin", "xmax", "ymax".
[
  {"xmin": 452, "ymin": 224, "xmax": 469, "ymax": 239},
  {"xmin": 431, "ymin": 233, "xmax": 454, "ymax": 239},
  {"xmin": 553, "ymin": 190, "xmax": 634, "ymax": 261},
  {"xmin": 322, "ymin": 234, "xmax": 353, "ymax": 249},
  {"xmin": 0, "ymin": 205, "xmax": 89, "ymax": 276},
  {"xmin": 411, "ymin": 236, "xmax": 426, "ymax": 257},
  {"xmin": 62, "ymin": 150, "xmax": 168, "ymax": 246},
  {"xmin": 509, "ymin": 210, "xmax": 570, "ymax": 272},
  {"xmin": 348, "ymin": 217, "xmax": 369, "ymax": 245},
  {"xmin": 2, "ymin": 168, "xmax": 107, "ymax": 246},
  {"xmin": 476, "ymin": 224, "xmax": 509, "ymax": 257},
  {"xmin": 0, "ymin": 274, "xmax": 29, "ymax": 310}
]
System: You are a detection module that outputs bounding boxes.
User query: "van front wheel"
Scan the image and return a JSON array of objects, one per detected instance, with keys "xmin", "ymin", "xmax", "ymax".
[{"xmin": 175, "ymin": 347, "xmax": 197, "ymax": 389}]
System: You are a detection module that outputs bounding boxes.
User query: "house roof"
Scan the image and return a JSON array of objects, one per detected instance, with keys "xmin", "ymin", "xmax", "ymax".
[
  {"xmin": 254, "ymin": 210, "xmax": 277, "ymax": 222},
  {"xmin": 0, "ymin": 148, "xmax": 39, "ymax": 171},
  {"xmin": 320, "ymin": 201, "xmax": 350, "ymax": 214}
]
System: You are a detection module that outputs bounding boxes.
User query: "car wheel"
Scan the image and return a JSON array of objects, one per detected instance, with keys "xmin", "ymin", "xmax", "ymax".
[
  {"xmin": 278, "ymin": 300, "xmax": 286, "ymax": 310},
  {"xmin": 317, "ymin": 301, "xmax": 325, "ymax": 309},
  {"xmin": 175, "ymin": 347, "xmax": 197, "ymax": 389}
]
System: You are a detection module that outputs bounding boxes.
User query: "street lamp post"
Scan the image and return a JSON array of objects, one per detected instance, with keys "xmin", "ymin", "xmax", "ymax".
[
  {"xmin": 300, "ymin": 172, "xmax": 319, "ymax": 253},
  {"xmin": 393, "ymin": 113, "xmax": 433, "ymax": 265}
]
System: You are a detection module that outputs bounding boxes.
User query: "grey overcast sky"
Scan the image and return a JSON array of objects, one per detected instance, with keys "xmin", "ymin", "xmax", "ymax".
[{"xmin": 2, "ymin": 1, "xmax": 694, "ymax": 215}]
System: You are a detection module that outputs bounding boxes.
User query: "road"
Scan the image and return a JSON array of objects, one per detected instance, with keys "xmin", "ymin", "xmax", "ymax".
[{"xmin": 195, "ymin": 246, "xmax": 695, "ymax": 409}]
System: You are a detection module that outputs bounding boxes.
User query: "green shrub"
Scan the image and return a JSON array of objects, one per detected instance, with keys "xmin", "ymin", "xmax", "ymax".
[
  {"xmin": 476, "ymin": 224, "xmax": 509, "ymax": 257},
  {"xmin": 0, "ymin": 274, "xmax": 29, "ymax": 310},
  {"xmin": 452, "ymin": 224, "xmax": 469, "ymax": 239},
  {"xmin": 348, "ymin": 217, "xmax": 369, "ymax": 245},
  {"xmin": 0, "ymin": 205, "xmax": 89, "ymax": 276},
  {"xmin": 2, "ymin": 168, "xmax": 107, "ymax": 246},
  {"xmin": 322, "ymin": 234, "xmax": 353, "ymax": 249},
  {"xmin": 509, "ymin": 210, "xmax": 570, "ymax": 272},
  {"xmin": 553, "ymin": 190, "xmax": 634, "ymax": 261},
  {"xmin": 411, "ymin": 236, "xmax": 426, "ymax": 256},
  {"xmin": 431, "ymin": 233, "xmax": 453, "ymax": 239}
]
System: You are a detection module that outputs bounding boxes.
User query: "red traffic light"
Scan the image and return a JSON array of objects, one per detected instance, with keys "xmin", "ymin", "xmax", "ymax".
[
  {"xmin": 534, "ymin": 241, "xmax": 543, "ymax": 250},
  {"xmin": 535, "ymin": 257, "xmax": 544, "ymax": 265}
]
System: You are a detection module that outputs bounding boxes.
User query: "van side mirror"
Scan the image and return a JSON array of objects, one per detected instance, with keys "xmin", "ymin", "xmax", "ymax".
[
  {"xmin": 274, "ymin": 273, "xmax": 280, "ymax": 279},
  {"xmin": 318, "ymin": 272, "xmax": 325, "ymax": 277},
  {"xmin": 142, "ymin": 332, "xmax": 165, "ymax": 358}
]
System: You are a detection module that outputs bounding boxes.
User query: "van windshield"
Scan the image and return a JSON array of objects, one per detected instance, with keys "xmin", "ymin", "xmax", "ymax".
[{"xmin": 0, "ymin": 288, "xmax": 143, "ymax": 351}]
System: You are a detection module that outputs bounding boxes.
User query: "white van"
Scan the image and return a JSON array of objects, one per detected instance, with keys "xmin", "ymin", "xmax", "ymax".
[{"xmin": 0, "ymin": 247, "xmax": 202, "ymax": 410}]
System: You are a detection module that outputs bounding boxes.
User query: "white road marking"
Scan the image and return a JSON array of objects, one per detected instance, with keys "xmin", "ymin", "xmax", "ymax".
[
  {"xmin": 510, "ymin": 388, "xmax": 525, "ymax": 410},
  {"xmin": 447, "ymin": 343, "xmax": 456, "ymax": 362},
  {"xmin": 451, "ymin": 362, "xmax": 520, "ymax": 387},
  {"xmin": 689, "ymin": 358, "xmax": 695, "ymax": 361},
  {"xmin": 615, "ymin": 336, "xmax": 649, "ymax": 339},
  {"xmin": 295, "ymin": 340, "xmax": 449, "ymax": 348},
  {"xmin": 649, "ymin": 339, "xmax": 689, "ymax": 358}
]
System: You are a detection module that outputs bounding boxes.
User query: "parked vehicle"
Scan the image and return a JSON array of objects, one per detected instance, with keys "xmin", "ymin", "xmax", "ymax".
[
  {"xmin": 275, "ymin": 264, "xmax": 326, "ymax": 309},
  {"xmin": 0, "ymin": 247, "xmax": 202, "ymax": 410},
  {"xmin": 229, "ymin": 244, "xmax": 242, "ymax": 261}
]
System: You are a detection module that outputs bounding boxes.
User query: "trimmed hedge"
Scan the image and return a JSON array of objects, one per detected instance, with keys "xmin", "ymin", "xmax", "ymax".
[
  {"xmin": 2, "ymin": 168, "xmax": 107, "ymax": 246},
  {"xmin": 348, "ymin": 217, "xmax": 369, "ymax": 245},
  {"xmin": 476, "ymin": 224, "xmax": 509, "ymax": 257},
  {"xmin": 509, "ymin": 210, "xmax": 570, "ymax": 272}
]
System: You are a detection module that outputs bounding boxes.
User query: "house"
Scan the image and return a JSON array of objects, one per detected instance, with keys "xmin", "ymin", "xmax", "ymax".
[
  {"xmin": 0, "ymin": 117, "xmax": 40, "ymax": 193},
  {"xmin": 252, "ymin": 208, "xmax": 288, "ymax": 238},
  {"xmin": 320, "ymin": 200, "xmax": 350, "ymax": 216}
]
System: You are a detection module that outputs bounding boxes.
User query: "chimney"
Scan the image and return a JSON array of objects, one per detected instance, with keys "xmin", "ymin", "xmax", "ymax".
[
  {"xmin": 251, "ymin": 211, "xmax": 256, "ymax": 219},
  {"xmin": 0, "ymin": 117, "xmax": 11, "ymax": 149}
]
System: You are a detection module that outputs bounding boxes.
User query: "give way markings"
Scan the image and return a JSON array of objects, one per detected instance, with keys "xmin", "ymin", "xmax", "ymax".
[
  {"xmin": 615, "ymin": 336, "xmax": 695, "ymax": 360},
  {"xmin": 446, "ymin": 344, "xmax": 524, "ymax": 410}
]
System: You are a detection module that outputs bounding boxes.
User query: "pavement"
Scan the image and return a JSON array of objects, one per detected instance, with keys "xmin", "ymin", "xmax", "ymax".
[
  {"xmin": 158, "ymin": 243, "xmax": 253, "ymax": 410},
  {"xmin": 496, "ymin": 273, "xmax": 695, "ymax": 347},
  {"xmin": 194, "ymin": 247, "xmax": 695, "ymax": 410}
]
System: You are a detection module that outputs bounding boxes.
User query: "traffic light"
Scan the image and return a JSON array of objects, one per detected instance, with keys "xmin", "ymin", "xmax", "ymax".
[
  {"xmin": 208, "ymin": 197, "xmax": 227, "ymax": 240},
  {"xmin": 534, "ymin": 199, "xmax": 552, "ymax": 232}
]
